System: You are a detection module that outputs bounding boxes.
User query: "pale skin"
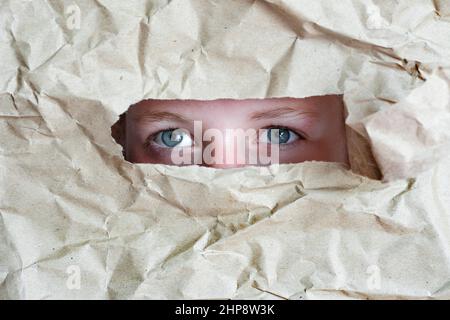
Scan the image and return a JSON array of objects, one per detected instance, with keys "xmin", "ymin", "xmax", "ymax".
[{"xmin": 112, "ymin": 96, "xmax": 349, "ymax": 168}]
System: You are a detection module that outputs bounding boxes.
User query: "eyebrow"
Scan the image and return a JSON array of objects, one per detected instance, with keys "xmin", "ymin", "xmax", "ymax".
[
  {"xmin": 131, "ymin": 111, "xmax": 191, "ymax": 124},
  {"xmin": 249, "ymin": 107, "xmax": 319, "ymax": 121}
]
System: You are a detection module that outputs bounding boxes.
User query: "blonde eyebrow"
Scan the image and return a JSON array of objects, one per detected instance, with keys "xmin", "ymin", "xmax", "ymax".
[
  {"xmin": 131, "ymin": 111, "xmax": 191, "ymax": 124},
  {"xmin": 249, "ymin": 107, "xmax": 319, "ymax": 121}
]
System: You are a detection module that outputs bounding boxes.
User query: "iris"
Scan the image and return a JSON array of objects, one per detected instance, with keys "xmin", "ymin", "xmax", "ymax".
[
  {"xmin": 267, "ymin": 128, "xmax": 291, "ymax": 144},
  {"xmin": 154, "ymin": 129, "xmax": 192, "ymax": 148}
]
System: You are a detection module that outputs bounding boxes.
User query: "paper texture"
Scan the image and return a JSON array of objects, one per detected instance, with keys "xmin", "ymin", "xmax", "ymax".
[{"xmin": 1, "ymin": 0, "xmax": 450, "ymax": 299}]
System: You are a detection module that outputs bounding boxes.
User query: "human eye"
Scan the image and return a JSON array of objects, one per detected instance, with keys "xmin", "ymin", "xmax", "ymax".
[
  {"xmin": 259, "ymin": 127, "xmax": 303, "ymax": 145},
  {"xmin": 153, "ymin": 128, "xmax": 193, "ymax": 148}
]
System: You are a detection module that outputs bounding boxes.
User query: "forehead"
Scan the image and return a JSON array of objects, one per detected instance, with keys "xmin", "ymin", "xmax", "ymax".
[{"xmin": 129, "ymin": 96, "xmax": 341, "ymax": 116}]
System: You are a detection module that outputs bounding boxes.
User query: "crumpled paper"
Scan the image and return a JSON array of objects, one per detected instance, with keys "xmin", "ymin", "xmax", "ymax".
[{"xmin": 1, "ymin": 0, "xmax": 450, "ymax": 299}]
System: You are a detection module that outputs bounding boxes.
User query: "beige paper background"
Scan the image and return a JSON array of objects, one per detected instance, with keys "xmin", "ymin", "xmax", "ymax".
[{"xmin": 1, "ymin": 0, "xmax": 450, "ymax": 299}]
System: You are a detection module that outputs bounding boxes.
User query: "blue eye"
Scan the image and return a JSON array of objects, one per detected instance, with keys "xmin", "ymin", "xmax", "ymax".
[
  {"xmin": 261, "ymin": 128, "xmax": 300, "ymax": 144},
  {"xmin": 268, "ymin": 128, "xmax": 289, "ymax": 144},
  {"xmin": 154, "ymin": 129, "xmax": 193, "ymax": 148}
]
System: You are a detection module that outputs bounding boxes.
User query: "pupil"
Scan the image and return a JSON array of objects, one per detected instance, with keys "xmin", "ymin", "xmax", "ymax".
[{"xmin": 279, "ymin": 130, "xmax": 289, "ymax": 142}]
